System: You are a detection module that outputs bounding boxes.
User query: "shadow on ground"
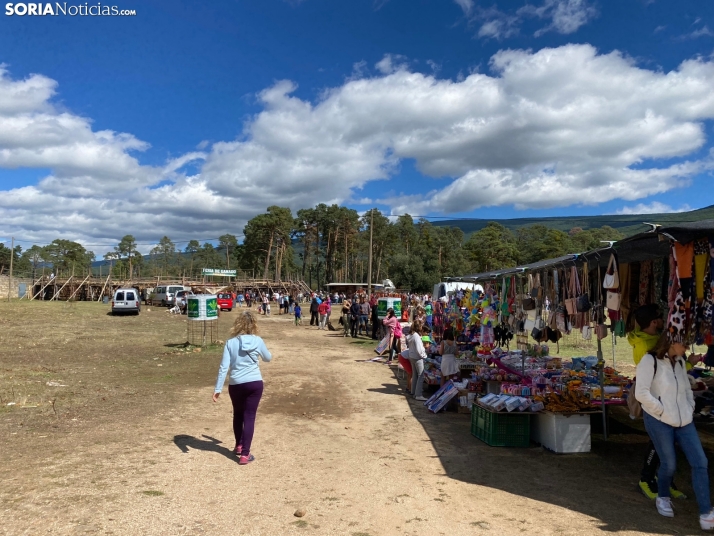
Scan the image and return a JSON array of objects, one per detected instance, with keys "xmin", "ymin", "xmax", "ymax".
[
  {"xmin": 173, "ymin": 434, "xmax": 238, "ymax": 463},
  {"xmin": 384, "ymin": 368, "xmax": 714, "ymax": 535}
]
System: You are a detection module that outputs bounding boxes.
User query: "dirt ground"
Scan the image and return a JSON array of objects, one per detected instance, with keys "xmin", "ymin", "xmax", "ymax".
[{"xmin": 2, "ymin": 301, "xmax": 714, "ymax": 536}]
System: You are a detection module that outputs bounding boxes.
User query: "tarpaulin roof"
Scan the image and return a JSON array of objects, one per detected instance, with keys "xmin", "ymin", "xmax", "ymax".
[
  {"xmin": 446, "ymin": 255, "xmax": 580, "ymax": 282},
  {"xmin": 447, "ymin": 219, "xmax": 714, "ymax": 283}
]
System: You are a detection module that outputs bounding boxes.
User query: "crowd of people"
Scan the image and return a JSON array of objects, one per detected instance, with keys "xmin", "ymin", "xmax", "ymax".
[{"xmin": 210, "ymin": 292, "xmax": 714, "ymax": 530}]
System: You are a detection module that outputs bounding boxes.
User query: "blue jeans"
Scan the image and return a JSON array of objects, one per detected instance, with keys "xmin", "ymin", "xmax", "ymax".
[
  {"xmin": 359, "ymin": 315, "xmax": 368, "ymax": 332},
  {"xmin": 409, "ymin": 358, "xmax": 425, "ymax": 398},
  {"xmin": 644, "ymin": 412, "xmax": 711, "ymax": 514}
]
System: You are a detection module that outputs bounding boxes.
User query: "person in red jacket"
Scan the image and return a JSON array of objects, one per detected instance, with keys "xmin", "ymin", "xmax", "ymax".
[{"xmin": 317, "ymin": 300, "xmax": 330, "ymax": 330}]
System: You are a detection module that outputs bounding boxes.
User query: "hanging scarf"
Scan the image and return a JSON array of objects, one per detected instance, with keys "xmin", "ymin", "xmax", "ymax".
[
  {"xmin": 695, "ymin": 238, "xmax": 709, "ymax": 302},
  {"xmin": 639, "ymin": 260, "xmax": 652, "ymax": 306},
  {"xmin": 668, "ymin": 245, "xmax": 693, "ymax": 344},
  {"xmin": 652, "ymin": 258, "xmax": 664, "ymax": 310}
]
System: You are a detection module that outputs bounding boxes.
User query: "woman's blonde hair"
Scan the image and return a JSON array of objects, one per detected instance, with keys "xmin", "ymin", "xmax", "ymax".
[{"xmin": 230, "ymin": 310, "xmax": 259, "ymax": 338}]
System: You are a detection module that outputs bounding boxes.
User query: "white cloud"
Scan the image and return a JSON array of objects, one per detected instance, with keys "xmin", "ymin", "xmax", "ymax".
[
  {"xmin": 465, "ymin": 0, "xmax": 597, "ymax": 40},
  {"xmin": 688, "ymin": 25, "xmax": 714, "ymax": 39},
  {"xmin": 615, "ymin": 202, "xmax": 693, "ymax": 215},
  {"xmin": 528, "ymin": 0, "xmax": 598, "ymax": 36},
  {"xmin": 2, "ymin": 44, "xmax": 714, "ymax": 254},
  {"xmin": 477, "ymin": 10, "xmax": 520, "ymax": 39},
  {"xmin": 453, "ymin": 0, "xmax": 474, "ymax": 17},
  {"xmin": 375, "ymin": 54, "xmax": 409, "ymax": 74}
]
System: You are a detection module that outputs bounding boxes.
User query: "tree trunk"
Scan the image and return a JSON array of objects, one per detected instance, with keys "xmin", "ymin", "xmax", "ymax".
[
  {"xmin": 276, "ymin": 242, "xmax": 284, "ymax": 282},
  {"xmin": 326, "ymin": 230, "xmax": 333, "ymax": 284},
  {"xmin": 376, "ymin": 249, "xmax": 382, "ymax": 282},
  {"xmin": 263, "ymin": 231, "xmax": 274, "ymax": 280},
  {"xmin": 302, "ymin": 235, "xmax": 310, "ymax": 279}
]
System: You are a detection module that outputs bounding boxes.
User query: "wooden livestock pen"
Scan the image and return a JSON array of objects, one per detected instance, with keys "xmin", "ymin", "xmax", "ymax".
[{"xmin": 22, "ymin": 275, "xmax": 313, "ymax": 302}]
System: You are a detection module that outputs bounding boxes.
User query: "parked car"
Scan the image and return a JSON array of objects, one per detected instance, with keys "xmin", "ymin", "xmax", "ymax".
[
  {"xmin": 150, "ymin": 285, "xmax": 190, "ymax": 307},
  {"xmin": 111, "ymin": 287, "xmax": 141, "ymax": 315},
  {"xmin": 217, "ymin": 292, "xmax": 234, "ymax": 311},
  {"xmin": 175, "ymin": 290, "xmax": 195, "ymax": 313}
]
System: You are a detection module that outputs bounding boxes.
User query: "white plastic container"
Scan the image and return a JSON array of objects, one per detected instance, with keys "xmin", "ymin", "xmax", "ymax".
[{"xmin": 531, "ymin": 412, "xmax": 591, "ymax": 453}]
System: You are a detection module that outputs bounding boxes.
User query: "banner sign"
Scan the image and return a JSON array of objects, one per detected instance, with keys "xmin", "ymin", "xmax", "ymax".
[
  {"xmin": 187, "ymin": 295, "xmax": 218, "ymax": 319},
  {"xmin": 202, "ymin": 268, "xmax": 236, "ymax": 276},
  {"xmin": 377, "ymin": 297, "xmax": 402, "ymax": 319}
]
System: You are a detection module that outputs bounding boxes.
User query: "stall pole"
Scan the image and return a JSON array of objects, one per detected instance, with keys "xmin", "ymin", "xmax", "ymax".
[
  {"xmin": 611, "ymin": 331, "xmax": 617, "ymax": 368},
  {"xmin": 7, "ymin": 237, "xmax": 13, "ymax": 302},
  {"xmin": 367, "ymin": 209, "xmax": 373, "ymax": 298},
  {"xmin": 597, "ymin": 336, "xmax": 608, "ymax": 440}
]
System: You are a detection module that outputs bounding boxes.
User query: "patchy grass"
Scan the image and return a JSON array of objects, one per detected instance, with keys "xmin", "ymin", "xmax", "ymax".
[
  {"xmin": 141, "ymin": 490, "xmax": 164, "ymax": 496},
  {"xmin": 291, "ymin": 520, "xmax": 309, "ymax": 528},
  {"xmin": 0, "ymin": 300, "xmax": 229, "ymax": 435}
]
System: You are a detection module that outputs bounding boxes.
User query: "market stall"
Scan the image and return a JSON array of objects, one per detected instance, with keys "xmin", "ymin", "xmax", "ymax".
[{"xmin": 437, "ymin": 220, "xmax": 714, "ymax": 449}]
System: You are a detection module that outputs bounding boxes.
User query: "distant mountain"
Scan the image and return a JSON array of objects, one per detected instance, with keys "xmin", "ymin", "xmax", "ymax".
[{"xmin": 430, "ymin": 205, "xmax": 714, "ymax": 237}]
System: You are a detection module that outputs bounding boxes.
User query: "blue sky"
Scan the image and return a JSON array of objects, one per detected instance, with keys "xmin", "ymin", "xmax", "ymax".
[{"xmin": 1, "ymin": 0, "xmax": 714, "ymax": 251}]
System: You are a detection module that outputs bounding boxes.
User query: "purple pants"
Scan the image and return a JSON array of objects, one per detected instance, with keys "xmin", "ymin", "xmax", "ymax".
[{"xmin": 228, "ymin": 381, "xmax": 264, "ymax": 456}]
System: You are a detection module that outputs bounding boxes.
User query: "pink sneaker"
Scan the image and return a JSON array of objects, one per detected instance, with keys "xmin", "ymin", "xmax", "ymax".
[
  {"xmin": 234, "ymin": 445, "xmax": 242, "ymax": 456},
  {"xmin": 239, "ymin": 454, "xmax": 255, "ymax": 465}
]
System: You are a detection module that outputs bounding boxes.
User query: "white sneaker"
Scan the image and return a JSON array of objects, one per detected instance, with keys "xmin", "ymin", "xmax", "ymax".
[
  {"xmin": 414, "ymin": 396, "xmax": 428, "ymax": 402},
  {"xmin": 700, "ymin": 509, "xmax": 714, "ymax": 530},
  {"xmin": 656, "ymin": 497, "xmax": 674, "ymax": 518}
]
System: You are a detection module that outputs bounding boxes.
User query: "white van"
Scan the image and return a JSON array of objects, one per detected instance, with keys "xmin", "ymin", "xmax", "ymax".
[
  {"xmin": 111, "ymin": 287, "xmax": 141, "ymax": 315},
  {"xmin": 150, "ymin": 285, "xmax": 191, "ymax": 307}
]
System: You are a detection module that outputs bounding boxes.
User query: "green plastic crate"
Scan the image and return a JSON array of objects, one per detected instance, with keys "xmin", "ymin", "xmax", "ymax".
[{"xmin": 471, "ymin": 403, "xmax": 531, "ymax": 447}]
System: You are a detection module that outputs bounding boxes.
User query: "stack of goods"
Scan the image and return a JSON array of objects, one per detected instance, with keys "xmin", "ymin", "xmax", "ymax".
[
  {"xmin": 477, "ymin": 393, "xmax": 542, "ymax": 413},
  {"xmin": 530, "ymin": 360, "xmax": 630, "ymax": 407},
  {"xmin": 472, "ymin": 367, "xmax": 522, "ymax": 384},
  {"xmin": 460, "ymin": 345, "xmax": 632, "ymax": 413},
  {"xmin": 534, "ymin": 391, "xmax": 592, "ymax": 412}
]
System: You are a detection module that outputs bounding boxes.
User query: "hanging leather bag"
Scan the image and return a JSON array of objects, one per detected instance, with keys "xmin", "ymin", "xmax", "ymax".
[
  {"xmin": 596, "ymin": 324, "xmax": 608, "ymax": 340},
  {"xmin": 603, "ymin": 254, "xmax": 620, "ymax": 290},
  {"xmin": 564, "ymin": 266, "xmax": 578, "ymax": 315},
  {"xmin": 606, "ymin": 290, "xmax": 621, "ymax": 311},
  {"xmin": 555, "ymin": 305, "xmax": 567, "ymax": 333},
  {"xmin": 529, "ymin": 273, "xmax": 543, "ymax": 300},
  {"xmin": 531, "ymin": 326, "xmax": 543, "ymax": 341},
  {"xmin": 594, "ymin": 262, "xmax": 608, "ymax": 340},
  {"xmin": 576, "ymin": 264, "xmax": 592, "ymax": 313}
]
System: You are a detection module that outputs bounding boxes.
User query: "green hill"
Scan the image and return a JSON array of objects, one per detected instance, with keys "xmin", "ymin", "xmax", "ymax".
[{"xmin": 430, "ymin": 205, "xmax": 714, "ymax": 237}]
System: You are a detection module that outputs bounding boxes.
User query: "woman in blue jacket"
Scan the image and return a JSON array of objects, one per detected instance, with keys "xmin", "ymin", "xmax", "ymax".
[{"xmin": 213, "ymin": 311, "xmax": 272, "ymax": 465}]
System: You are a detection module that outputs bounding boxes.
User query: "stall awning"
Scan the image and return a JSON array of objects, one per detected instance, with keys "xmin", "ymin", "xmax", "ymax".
[{"xmin": 447, "ymin": 218, "xmax": 714, "ymax": 283}]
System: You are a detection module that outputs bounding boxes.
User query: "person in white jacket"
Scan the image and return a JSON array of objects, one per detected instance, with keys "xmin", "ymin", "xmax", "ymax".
[
  {"xmin": 406, "ymin": 321, "xmax": 427, "ymax": 401},
  {"xmin": 635, "ymin": 334, "xmax": 714, "ymax": 529}
]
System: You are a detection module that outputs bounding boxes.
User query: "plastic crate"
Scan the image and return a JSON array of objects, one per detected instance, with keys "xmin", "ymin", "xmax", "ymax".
[{"xmin": 471, "ymin": 404, "xmax": 531, "ymax": 447}]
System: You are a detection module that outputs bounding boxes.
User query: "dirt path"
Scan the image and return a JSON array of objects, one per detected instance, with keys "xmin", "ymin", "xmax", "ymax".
[{"xmin": 1, "ymin": 307, "xmax": 711, "ymax": 535}]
